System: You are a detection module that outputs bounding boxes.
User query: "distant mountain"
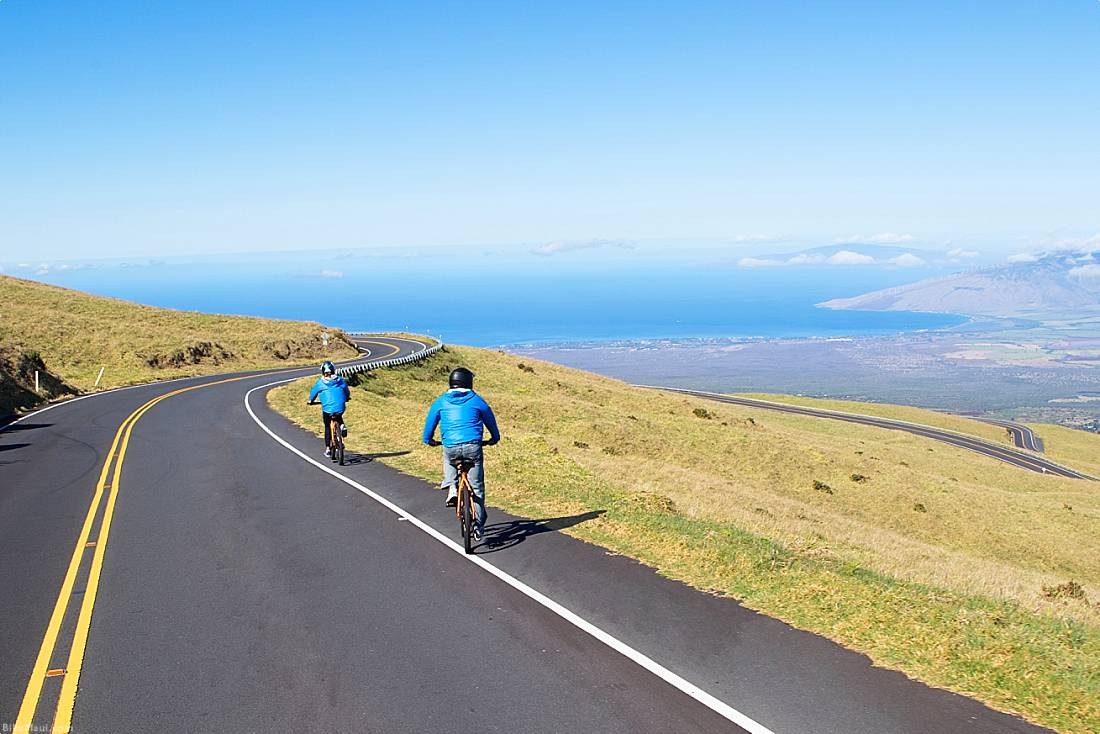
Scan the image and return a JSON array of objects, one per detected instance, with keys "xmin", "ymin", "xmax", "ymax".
[{"xmin": 819, "ymin": 250, "xmax": 1100, "ymax": 317}]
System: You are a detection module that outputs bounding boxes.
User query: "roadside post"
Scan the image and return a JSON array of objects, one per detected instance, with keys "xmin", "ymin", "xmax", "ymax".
[
  {"xmin": 34, "ymin": 370, "xmax": 40, "ymax": 394},
  {"xmin": 95, "ymin": 367, "xmax": 105, "ymax": 387},
  {"xmin": 321, "ymin": 330, "xmax": 330, "ymax": 353}
]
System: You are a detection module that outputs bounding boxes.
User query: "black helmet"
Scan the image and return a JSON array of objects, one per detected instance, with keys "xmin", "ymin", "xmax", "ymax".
[
  {"xmin": 321, "ymin": 360, "xmax": 336, "ymax": 375},
  {"xmin": 449, "ymin": 367, "xmax": 474, "ymax": 390}
]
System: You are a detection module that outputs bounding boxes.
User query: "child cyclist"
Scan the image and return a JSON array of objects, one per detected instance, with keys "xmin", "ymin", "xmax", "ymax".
[{"xmin": 307, "ymin": 360, "xmax": 350, "ymax": 457}]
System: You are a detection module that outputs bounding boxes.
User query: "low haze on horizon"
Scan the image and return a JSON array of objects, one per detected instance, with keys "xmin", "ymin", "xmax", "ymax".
[{"xmin": 2, "ymin": 1, "xmax": 1099, "ymax": 262}]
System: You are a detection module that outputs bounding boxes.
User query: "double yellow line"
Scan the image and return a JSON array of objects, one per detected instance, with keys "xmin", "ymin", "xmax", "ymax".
[
  {"xmin": 13, "ymin": 372, "xmax": 266, "ymax": 733},
  {"xmin": 15, "ymin": 339, "xmax": 410, "ymax": 731},
  {"xmin": 354, "ymin": 339, "xmax": 402, "ymax": 359}
]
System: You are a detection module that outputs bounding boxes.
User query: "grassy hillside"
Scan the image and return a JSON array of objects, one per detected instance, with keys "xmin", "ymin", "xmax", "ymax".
[
  {"xmin": 0, "ymin": 274, "xmax": 357, "ymax": 413},
  {"xmin": 740, "ymin": 393, "xmax": 1100, "ymax": 477},
  {"xmin": 271, "ymin": 346, "xmax": 1100, "ymax": 733},
  {"xmin": 0, "ymin": 346, "xmax": 78, "ymax": 414},
  {"xmin": 1027, "ymin": 423, "xmax": 1100, "ymax": 478},
  {"xmin": 739, "ymin": 393, "xmax": 1015, "ymax": 446}
]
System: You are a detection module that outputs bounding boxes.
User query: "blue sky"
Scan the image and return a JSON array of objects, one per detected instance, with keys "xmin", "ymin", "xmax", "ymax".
[{"xmin": 2, "ymin": 0, "xmax": 1099, "ymax": 262}]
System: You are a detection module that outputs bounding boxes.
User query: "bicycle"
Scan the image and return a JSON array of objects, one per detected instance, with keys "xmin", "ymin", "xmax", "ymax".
[
  {"xmin": 429, "ymin": 440, "xmax": 491, "ymax": 554},
  {"xmin": 452, "ymin": 456, "xmax": 477, "ymax": 554},
  {"xmin": 308, "ymin": 401, "xmax": 345, "ymax": 466}
]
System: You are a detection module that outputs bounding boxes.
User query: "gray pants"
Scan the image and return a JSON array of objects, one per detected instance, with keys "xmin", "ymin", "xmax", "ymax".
[{"xmin": 442, "ymin": 442, "xmax": 486, "ymax": 530}]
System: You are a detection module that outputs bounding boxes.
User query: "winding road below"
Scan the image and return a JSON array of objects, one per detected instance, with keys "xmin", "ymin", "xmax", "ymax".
[
  {"xmin": 1, "ymin": 337, "xmax": 1056, "ymax": 733},
  {"xmin": 647, "ymin": 386, "xmax": 1092, "ymax": 480}
]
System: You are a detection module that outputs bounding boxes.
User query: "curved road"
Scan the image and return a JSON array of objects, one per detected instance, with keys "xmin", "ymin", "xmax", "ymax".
[
  {"xmin": 649, "ymin": 386, "xmax": 1091, "ymax": 480},
  {"xmin": 1, "ymin": 337, "xmax": 1055, "ymax": 733},
  {"xmin": 973, "ymin": 416, "xmax": 1044, "ymax": 453}
]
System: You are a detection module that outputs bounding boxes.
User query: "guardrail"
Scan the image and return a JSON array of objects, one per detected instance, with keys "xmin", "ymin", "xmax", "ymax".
[{"xmin": 338, "ymin": 334, "xmax": 443, "ymax": 376}]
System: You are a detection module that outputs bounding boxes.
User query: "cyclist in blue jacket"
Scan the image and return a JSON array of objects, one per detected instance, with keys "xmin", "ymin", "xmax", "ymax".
[
  {"xmin": 422, "ymin": 367, "xmax": 500, "ymax": 541},
  {"xmin": 308, "ymin": 360, "xmax": 350, "ymax": 457}
]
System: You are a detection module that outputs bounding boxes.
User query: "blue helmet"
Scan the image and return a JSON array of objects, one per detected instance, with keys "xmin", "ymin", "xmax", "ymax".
[{"xmin": 321, "ymin": 360, "xmax": 336, "ymax": 375}]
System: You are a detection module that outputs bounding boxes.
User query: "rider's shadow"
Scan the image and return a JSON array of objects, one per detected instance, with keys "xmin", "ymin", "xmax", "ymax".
[
  {"xmin": 343, "ymin": 450, "xmax": 411, "ymax": 466},
  {"xmin": 477, "ymin": 510, "xmax": 606, "ymax": 554}
]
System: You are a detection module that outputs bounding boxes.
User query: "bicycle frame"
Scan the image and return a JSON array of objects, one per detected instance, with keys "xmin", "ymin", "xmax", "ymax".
[
  {"xmin": 454, "ymin": 463, "xmax": 475, "ymax": 553},
  {"xmin": 328, "ymin": 413, "xmax": 345, "ymax": 465}
]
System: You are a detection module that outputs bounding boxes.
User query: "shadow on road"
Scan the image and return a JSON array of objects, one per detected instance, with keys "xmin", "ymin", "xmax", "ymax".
[
  {"xmin": 0, "ymin": 423, "xmax": 52, "ymax": 433},
  {"xmin": 0, "ymin": 443, "xmax": 31, "ymax": 453},
  {"xmin": 344, "ymin": 450, "xmax": 411, "ymax": 466},
  {"xmin": 363, "ymin": 450, "xmax": 411, "ymax": 460},
  {"xmin": 477, "ymin": 510, "xmax": 606, "ymax": 554}
]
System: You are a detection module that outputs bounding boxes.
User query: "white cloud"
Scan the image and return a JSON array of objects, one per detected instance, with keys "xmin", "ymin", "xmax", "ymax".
[
  {"xmin": 1035, "ymin": 233, "xmax": 1100, "ymax": 251},
  {"xmin": 317, "ymin": 269, "xmax": 344, "ymax": 279},
  {"xmin": 889, "ymin": 253, "xmax": 927, "ymax": 267},
  {"xmin": 532, "ymin": 239, "xmax": 635, "ymax": 256},
  {"xmin": 786, "ymin": 253, "xmax": 827, "ymax": 265},
  {"xmin": 1068, "ymin": 264, "xmax": 1100, "ymax": 280},
  {"xmin": 737, "ymin": 257, "xmax": 784, "ymax": 268},
  {"xmin": 947, "ymin": 248, "xmax": 978, "ymax": 259},
  {"xmin": 836, "ymin": 232, "xmax": 915, "ymax": 245},
  {"xmin": 827, "ymin": 250, "xmax": 877, "ymax": 265},
  {"xmin": 1008, "ymin": 252, "xmax": 1039, "ymax": 263}
]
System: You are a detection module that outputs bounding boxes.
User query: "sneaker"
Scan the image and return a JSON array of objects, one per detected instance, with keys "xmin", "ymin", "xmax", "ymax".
[
  {"xmin": 340, "ymin": 423, "xmax": 348, "ymax": 437},
  {"xmin": 472, "ymin": 526, "xmax": 483, "ymax": 542},
  {"xmin": 445, "ymin": 487, "xmax": 458, "ymax": 507},
  {"xmin": 324, "ymin": 448, "xmax": 331, "ymax": 458}
]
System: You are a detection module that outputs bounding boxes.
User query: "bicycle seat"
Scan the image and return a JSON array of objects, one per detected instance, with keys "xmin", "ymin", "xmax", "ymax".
[{"xmin": 450, "ymin": 457, "xmax": 477, "ymax": 473}]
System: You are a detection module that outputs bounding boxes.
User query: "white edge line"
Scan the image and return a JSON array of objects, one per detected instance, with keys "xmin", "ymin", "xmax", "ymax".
[{"xmin": 244, "ymin": 377, "xmax": 776, "ymax": 734}]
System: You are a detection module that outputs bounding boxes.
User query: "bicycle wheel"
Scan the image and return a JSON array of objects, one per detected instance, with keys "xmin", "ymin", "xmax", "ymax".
[
  {"xmin": 337, "ymin": 434, "xmax": 345, "ymax": 466},
  {"xmin": 460, "ymin": 481, "xmax": 473, "ymax": 554}
]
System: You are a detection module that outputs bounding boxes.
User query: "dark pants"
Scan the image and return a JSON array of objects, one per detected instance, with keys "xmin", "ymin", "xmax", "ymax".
[{"xmin": 322, "ymin": 411, "xmax": 344, "ymax": 448}]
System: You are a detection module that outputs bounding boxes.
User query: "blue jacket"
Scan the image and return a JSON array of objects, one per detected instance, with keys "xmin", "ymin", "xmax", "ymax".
[
  {"xmin": 309, "ymin": 375, "xmax": 350, "ymax": 413},
  {"xmin": 422, "ymin": 389, "xmax": 500, "ymax": 447}
]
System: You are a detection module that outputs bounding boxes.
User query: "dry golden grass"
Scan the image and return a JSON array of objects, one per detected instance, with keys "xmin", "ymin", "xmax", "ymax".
[
  {"xmin": 270, "ymin": 345, "xmax": 1100, "ymax": 734},
  {"xmin": 739, "ymin": 392, "xmax": 1014, "ymax": 445},
  {"xmin": 0, "ymin": 274, "xmax": 357, "ymax": 393},
  {"xmin": 1028, "ymin": 423, "xmax": 1100, "ymax": 478}
]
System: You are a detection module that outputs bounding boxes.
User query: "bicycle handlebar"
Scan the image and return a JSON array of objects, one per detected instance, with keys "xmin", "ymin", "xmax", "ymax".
[{"xmin": 425, "ymin": 439, "xmax": 497, "ymax": 448}]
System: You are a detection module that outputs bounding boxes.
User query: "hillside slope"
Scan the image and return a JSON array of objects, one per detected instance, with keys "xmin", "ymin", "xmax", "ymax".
[
  {"xmin": 271, "ymin": 345, "xmax": 1099, "ymax": 734},
  {"xmin": 820, "ymin": 250, "xmax": 1100, "ymax": 317},
  {"xmin": 0, "ymin": 275, "xmax": 357, "ymax": 414}
]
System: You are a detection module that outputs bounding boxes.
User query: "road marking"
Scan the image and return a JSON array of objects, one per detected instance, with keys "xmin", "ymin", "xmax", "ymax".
[
  {"xmin": 13, "ymin": 338, "xmax": 424, "ymax": 732},
  {"xmin": 649, "ymin": 386, "xmax": 1092, "ymax": 479},
  {"xmin": 245, "ymin": 379, "xmax": 775, "ymax": 734},
  {"xmin": 1, "ymin": 335, "xmax": 421, "ymax": 435},
  {"xmin": 12, "ymin": 406, "xmax": 134, "ymax": 734},
  {"xmin": 352, "ymin": 339, "xmax": 402, "ymax": 359},
  {"xmin": 16, "ymin": 373, "xmax": 276, "ymax": 733}
]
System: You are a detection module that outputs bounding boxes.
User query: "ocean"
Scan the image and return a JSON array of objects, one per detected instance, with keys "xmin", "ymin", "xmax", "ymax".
[{"xmin": 12, "ymin": 249, "xmax": 966, "ymax": 346}]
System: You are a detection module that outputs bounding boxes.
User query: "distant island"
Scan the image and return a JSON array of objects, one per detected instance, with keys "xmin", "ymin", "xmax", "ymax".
[{"xmin": 819, "ymin": 250, "xmax": 1100, "ymax": 318}]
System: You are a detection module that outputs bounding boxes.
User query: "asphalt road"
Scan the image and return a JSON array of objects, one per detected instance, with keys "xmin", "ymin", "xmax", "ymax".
[
  {"xmin": 973, "ymin": 416, "xmax": 1044, "ymax": 452},
  {"xmin": 1, "ymin": 338, "xmax": 1056, "ymax": 733},
  {"xmin": 650, "ymin": 386, "xmax": 1091, "ymax": 480}
]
